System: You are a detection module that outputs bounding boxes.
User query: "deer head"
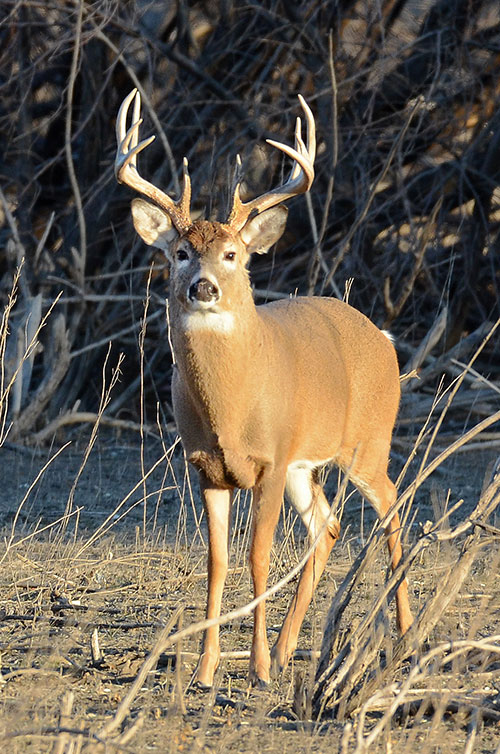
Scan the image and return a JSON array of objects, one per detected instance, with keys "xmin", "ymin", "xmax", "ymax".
[{"xmin": 115, "ymin": 89, "xmax": 315, "ymax": 318}]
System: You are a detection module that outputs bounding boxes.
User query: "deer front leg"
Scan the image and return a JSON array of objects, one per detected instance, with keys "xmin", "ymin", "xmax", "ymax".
[
  {"xmin": 248, "ymin": 471, "xmax": 285, "ymax": 687},
  {"xmin": 195, "ymin": 473, "xmax": 233, "ymax": 688}
]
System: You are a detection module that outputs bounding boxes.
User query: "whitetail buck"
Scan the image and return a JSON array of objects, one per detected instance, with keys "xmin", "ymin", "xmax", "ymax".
[{"xmin": 115, "ymin": 89, "xmax": 413, "ymax": 687}]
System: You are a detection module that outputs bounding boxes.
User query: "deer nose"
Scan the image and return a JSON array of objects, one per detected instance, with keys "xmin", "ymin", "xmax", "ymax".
[{"xmin": 188, "ymin": 277, "xmax": 219, "ymax": 303}]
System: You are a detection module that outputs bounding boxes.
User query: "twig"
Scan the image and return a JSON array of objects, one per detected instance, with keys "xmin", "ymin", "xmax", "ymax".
[
  {"xmin": 401, "ymin": 305, "xmax": 448, "ymax": 381},
  {"xmin": 30, "ymin": 410, "xmax": 165, "ymax": 445},
  {"xmin": 464, "ymin": 708, "xmax": 481, "ymax": 754},
  {"xmin": 91, "ymin": 627, "xmax": 103, "ymax": 666},
  {"xmin": 406, "ymin": 320, "xmax": 495, "ymax": 391},
  {"xmin": 174, "ymin": 608, "xmax": 187, "ymax": 715},
  {"xmin": 65, "ymin": 1, "xmax": 86, "ymax": 290}
]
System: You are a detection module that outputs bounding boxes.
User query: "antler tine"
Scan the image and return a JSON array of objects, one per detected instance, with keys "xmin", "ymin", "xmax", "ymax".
[
  {"xmin": 180, "ymin": 157, "xmax": 192, "ymax": 221},
  {"xmin": 231, "ymin": 154, "xmax": 244, "ymax": 194},
  {"xmin": 227, "ymin": 95, "xmax": 316, "ymax": 231},
  {"xmin": 115, "ymin": 88, "xmax": 191, "ymax": 232}
]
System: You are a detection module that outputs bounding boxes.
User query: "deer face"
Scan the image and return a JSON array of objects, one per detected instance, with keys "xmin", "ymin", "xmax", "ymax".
[
  {"xmin": 131, "ymin": 198, "xmax": 288, "ymax": 322},
  {"xmin": 170, "ymin": 221, "xmax": 249, "ymax": 314}
]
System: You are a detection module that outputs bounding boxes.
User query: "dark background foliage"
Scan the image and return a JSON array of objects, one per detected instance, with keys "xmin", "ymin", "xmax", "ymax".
[{"xmin": 1, "ymin": 0, "xmax": 499, "ymax": 440}]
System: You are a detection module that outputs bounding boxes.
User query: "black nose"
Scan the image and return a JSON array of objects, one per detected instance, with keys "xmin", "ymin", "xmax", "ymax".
[{"xmin": 188, "ymin": 278, "xmax": 219, "ymax": 303}]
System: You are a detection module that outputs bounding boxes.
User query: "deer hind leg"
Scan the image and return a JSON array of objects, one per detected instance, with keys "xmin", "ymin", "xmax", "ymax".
[
  {"xmin": 271, "ymin": 465, "xmax": 340, "ymax": 676},
  {"xmin": 248, "ymin": 471, "xmax": 286, "ymax": 687},
  {"xmin": 349, "ymin": 450, "xmax": 413, "ymax": 636},
  {"xmin": 195, "ymin": 474, "xmax": 233, "ymax": 688}
]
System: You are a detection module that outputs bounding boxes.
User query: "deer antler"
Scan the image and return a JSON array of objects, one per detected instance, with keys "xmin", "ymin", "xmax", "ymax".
[
  {"xmin": 226, "ymin": 95, "xmax": 316, "ymax": 231},
  {"xmin": 115, "ymin": 89, "xmax": 192, "ymax": 232}
]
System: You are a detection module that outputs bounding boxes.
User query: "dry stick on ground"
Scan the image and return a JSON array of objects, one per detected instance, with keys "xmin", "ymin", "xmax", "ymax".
[
  {"xmin": 54, "ymin": 690, "xmax": 78, "ymax": 754},
  {"xmin": 174, "ymin": 608, "xmax": 187, "ymax": 715},
  {"xmin": 464, "ymin": 708, "xmax": 482, "ymax": 754},
  {"xmin": 91, "ymin": 628, "xmax": 103, "ymax": 667}
]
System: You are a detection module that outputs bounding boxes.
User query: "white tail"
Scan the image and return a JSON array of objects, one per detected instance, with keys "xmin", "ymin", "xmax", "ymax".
[{"xmin": 116, "ymin": 89, "xmax": 413, "ymax": 688}]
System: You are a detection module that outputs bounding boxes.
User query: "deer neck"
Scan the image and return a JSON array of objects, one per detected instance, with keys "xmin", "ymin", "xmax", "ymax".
[{"xmin": 170, "ymin": 294, "xmax": 262, "ymax": 428}]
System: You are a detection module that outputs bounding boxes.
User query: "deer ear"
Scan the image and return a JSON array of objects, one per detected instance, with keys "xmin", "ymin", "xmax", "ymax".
[
  {"xmin": 131, "ymin": 198, "xmax": 179, "ymax": 259},
  {"xmin": 239, "ymin": 205, "xmax": 288, "ymax": 255}
]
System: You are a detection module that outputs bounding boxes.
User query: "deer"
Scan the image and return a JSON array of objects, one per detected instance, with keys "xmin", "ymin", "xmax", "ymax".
[{"xmin": 115, "ymin": 88, "xmax": 413, "ymax": 688}]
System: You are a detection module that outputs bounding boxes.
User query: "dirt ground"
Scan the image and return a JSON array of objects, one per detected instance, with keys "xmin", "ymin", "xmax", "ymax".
[{"xmin": 0, "ymin": 430, "xmax": 499, "ymax": 753}]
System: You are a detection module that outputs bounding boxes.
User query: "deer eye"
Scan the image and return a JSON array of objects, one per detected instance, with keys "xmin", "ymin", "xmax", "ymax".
[
  {"xmin": 176, "ymin": 248, "xmax": 189, "ymax": 261},
  {"xmin": 224, "ymin": 251, "xmax": 236, "ymax": 262}
]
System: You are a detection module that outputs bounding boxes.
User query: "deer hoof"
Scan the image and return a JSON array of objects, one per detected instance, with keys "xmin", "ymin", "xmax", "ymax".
[{"xmin": 190, "ymin": 679, "xmax": 212, "ymax": 692}]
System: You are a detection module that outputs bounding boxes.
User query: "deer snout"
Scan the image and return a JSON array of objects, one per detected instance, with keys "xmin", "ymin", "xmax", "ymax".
[{"xmin": 188, "ymin": 277, "xmax": 220, "ymax": 305}]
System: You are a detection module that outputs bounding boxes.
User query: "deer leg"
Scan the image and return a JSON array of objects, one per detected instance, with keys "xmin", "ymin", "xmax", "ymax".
[
  {"xmin": 271, "ymin": 466, "xmax": 339, "ymax": 676},
  {"xmin": 351, "ymin": 462, "xmax": 413, "ymax": 636},
  {"xmin": 194, "ymin": 473, "xmax": 233, "ymax": 688},
  {"xmin": 377, "ymin": 476, "xmax": 413, "ymax": 634},
  {"xmin": 248, "ymin": 471, "xmax": 285, "ymax": 687}
]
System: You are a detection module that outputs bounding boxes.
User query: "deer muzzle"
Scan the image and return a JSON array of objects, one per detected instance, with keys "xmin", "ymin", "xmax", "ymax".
[{"xmin": 188, "ymin": 277, "xmax": 220, "ymax": 306}]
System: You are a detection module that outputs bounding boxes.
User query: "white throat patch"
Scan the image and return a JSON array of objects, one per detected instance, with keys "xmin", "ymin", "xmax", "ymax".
[{"xmin": 182, "ymin": 310, "xmax": 235, "ymax": 334}]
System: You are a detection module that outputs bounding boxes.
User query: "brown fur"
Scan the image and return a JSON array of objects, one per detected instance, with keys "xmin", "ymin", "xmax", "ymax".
[
  {"xmin": 182, "ymin": 220, "xmax": 236, "ymax": 249},
  {"xmin": 189, "ymin": 447, "xmax": 259, "ymax": 490}
]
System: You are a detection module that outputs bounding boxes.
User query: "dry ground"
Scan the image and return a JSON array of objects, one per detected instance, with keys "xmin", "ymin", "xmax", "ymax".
[{"xmin": 0, "ymin": 431, "xmax": 499, "ymax": 753}]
